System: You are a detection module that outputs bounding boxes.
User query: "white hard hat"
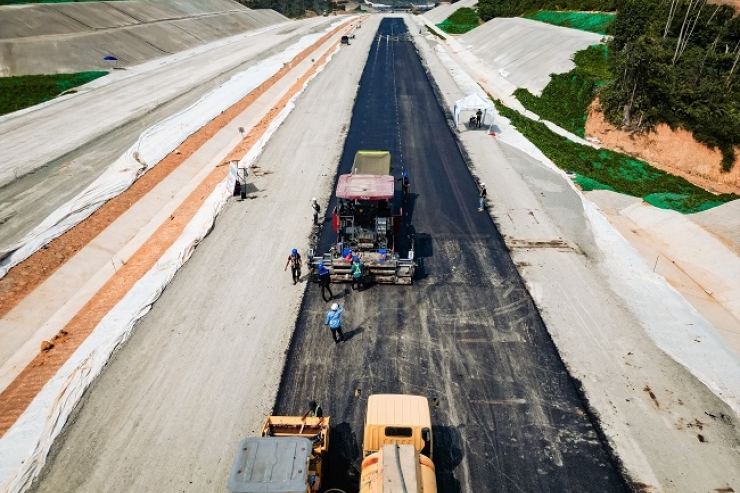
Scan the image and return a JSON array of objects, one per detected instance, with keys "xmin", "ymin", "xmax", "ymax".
[
  {"xmin": 331, "ymin": 303, "xmax": 339, "ymax": 310},
  {"xmin": 480, "ymin": 182, "xmax": 485, "ymax": 186},
  {"xmin": 312, "ymin": 197, "xmax": 317, "ymax": 201}
]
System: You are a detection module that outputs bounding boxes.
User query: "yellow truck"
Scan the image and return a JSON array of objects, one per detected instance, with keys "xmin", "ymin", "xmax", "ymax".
[
  {"xmin": 359, "ymin": 394, "xmax": 437, "ymax": 493},
  {"xmin": 227, "ymin": 415, "xmax": 329, "ymax": 493}
]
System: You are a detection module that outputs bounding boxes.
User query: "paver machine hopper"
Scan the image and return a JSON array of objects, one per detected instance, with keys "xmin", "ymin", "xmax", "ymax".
[{"xmin": 310, "ymin": 151, "xmax": 415, "ymax": 285}]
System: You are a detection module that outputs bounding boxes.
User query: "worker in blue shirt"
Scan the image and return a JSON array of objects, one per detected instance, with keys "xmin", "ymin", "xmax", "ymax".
[
  {"xmin": 325, "ymin": 303, "xmax": 345, "ymax": 344},
  {"xmin": 318, "ymin": 262, "xmax": 333, "ymax": 302}
]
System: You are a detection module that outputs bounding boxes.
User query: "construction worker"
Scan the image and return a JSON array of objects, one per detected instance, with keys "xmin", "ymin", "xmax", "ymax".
[
  {"xmin": 311, "ymin": 198, "xmax": 321, "ymax": 226},
  {"xmin": 318, "ymin": 262, "xmax": 333, "ymax": 302},
  {"xmin": 301, "ymin": 400, "xmax": 324, "ymax": 423},
  {"xmin": 398, "ymin": 172, "xmax": 410, "ymax": 201},
  {"xmin": 325, "ymin": 303, "xmax": 345, "ymax": 344},
  {"xmin": 475, "ymin": 109, "xmax": 483, "ymax": 128},
  {"xmin": 284, "ymin": 248, "xmax": 302, "ymax": 284},
  {"xmin": 478, "ymin": 182, "xmax": 487, "ymax": 211},
  {"xmin": 351, "ymin": 255, "xmax": 364, "ymax": 291}
]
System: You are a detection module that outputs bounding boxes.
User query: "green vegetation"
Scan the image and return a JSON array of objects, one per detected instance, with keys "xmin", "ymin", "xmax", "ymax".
[
  {"xmin": 0, "ymin": 72, "xmax": 107, "ymax": 116},
  {"xmin": 436, "ymin": 7, "xmax": 480, "ymax": 35},
  {"xmin": 515, "ymin": 45, "xmax": 609, "ymax": 136},
  {"xmin": 600, "ymin": 0, "xmax": 740, "ymax": 171},
  {"xmin": 494, "ymin": 100, "xmax": 738, "ymax": 213},
  {"xmin": 524, "ymin": 11, "xmax": 615, "ymax": 35},
  {"xmin": 477, "ymin": 0, "xmax": 617, "ymax": 22}
]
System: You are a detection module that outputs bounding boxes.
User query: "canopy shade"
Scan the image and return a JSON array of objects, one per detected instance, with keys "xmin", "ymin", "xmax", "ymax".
[
  {"xmin": 336, "ymin": 174, "xmax": 395, "ymax": 201},
  {"xmin": 453, "ymin": 93, "xmax": 495, "ymax": 128}
]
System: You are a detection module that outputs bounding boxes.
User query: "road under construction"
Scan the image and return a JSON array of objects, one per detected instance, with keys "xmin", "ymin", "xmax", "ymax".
[
  {"xmin": 273, "ymin": 18, "xmax": 626, "ymax": 492},
  {"xmin": 2, "ymin": 9, "xmax": 740, "ymax": 493}
]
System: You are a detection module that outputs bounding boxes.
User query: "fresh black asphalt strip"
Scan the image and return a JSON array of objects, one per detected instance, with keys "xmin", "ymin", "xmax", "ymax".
[{"xmin": 274, "ymin": 18, "xmax": 628, "ymax": 493}]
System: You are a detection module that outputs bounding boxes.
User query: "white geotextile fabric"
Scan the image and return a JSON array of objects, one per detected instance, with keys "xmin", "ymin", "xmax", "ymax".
[
  {"xmin": 0, "ymin": 25, "xmax": 334, "ymax": 279},
  {"xmin": 584, "ymin": 201, "xmax": 740, "ymax": 415},
  {"xmin": 432, "ymin": 37, "xmax": 740, "ymax": 414},
  {"xmin": 0, "ymin": 29, "xmax": 342, "ymax": 493}
]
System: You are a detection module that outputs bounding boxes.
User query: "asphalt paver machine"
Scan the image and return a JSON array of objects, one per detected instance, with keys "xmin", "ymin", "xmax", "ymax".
[{"xmin": 310, "ymin": 151, "xmax": 415, "ymax": 284}]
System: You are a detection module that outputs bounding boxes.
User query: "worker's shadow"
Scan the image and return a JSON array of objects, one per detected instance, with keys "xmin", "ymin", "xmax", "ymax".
[
  {"xmin": 343, "ymin": 326, "xmax": 365, "ymax": 342},
  {"xmin": 401, "ymin": 192, "xmax": 418, "ymax": 224},
  {"xmin": 325, "ymin": 421, "xmax": 361, "ymax": 492},
  {"xmin": 411, "ymin": 232, "xmax": 433, "ymax": 281},
  {"xmin": 433, "ymin": 424, "xmax": 464, "ymax": 493}
]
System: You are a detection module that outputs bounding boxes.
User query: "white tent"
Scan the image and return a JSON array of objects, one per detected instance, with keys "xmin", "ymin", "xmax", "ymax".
[{"xmin": 453, "ymin": 93, "xmax": 495, "ymax": 130}]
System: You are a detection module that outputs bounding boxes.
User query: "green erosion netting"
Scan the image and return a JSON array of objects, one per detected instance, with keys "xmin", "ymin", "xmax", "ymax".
[
  {"xmin": 574, "ymin": 174, "xmax": 614, "ymax": 192},
  {"xmin": 514, "ymin": 45, "xmax": 609, "ymax": 137},
  {"xmin": 493, "ymin": 101, "xmax": 739, "ymax": 214},
  {"xmin": 644, "ymin": 194, "xmax": 728, "ymax": 213},
  {"xmin": 525, "ymin": 11, "xmax": 615, "ymax": 35},
  {"xmin": 0, "ymin": 72, "xmax": 107, "ymax": 116},
  {"xmin": 436, "ymin": 7, "xmax": 479, "ymax": 35}
]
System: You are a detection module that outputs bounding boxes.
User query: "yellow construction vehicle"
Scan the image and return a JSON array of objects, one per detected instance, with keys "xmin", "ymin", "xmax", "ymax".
[
  {"xmin": 227, "ymin": 415, "xmax": 330, "ymax": 493},
  {"xmin": 359, "ymin": 394, "xmax": 437, "ymax": 493}
]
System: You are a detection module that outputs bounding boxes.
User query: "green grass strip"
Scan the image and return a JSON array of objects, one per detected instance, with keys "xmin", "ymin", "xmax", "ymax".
[
  {"xmin": 514, "ymin": 44, "xmax": 609, "ymax": 137},
  {"xmin": 436, "ymin": 7, "xmax": 479, "ymax": 35},
  {"xmin": 493, "ymin": 100, "xmax": 738, "ymax": 214},
  {"xmin": 524, "ymin": 11, "xmax": 615, "ymax": 35},
  {"xmin": 0, "ymin": 71, "xmax": 107, "ymax": 117}
]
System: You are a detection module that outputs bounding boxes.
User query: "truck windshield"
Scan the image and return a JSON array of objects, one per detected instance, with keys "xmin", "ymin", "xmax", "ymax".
[{"xmin": 385, "ymin": 426, "xmax": 413, "ymax": 437}]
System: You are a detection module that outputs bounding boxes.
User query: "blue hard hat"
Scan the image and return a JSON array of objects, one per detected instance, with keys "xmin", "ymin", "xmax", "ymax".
[
  {"xmin": 319, "ymin": 262, "xmax": 324, "ymax": 268},
  {"xmin": 292, "ymin": 248, "xmax": 298, "ymax": 255},
  {"xmin": 402, "ymin": 172, "xmax": 408, "ymax": 177},
  {"xmin": 353, "ymin": 256, "xmax": 359, "ymax": 262}
]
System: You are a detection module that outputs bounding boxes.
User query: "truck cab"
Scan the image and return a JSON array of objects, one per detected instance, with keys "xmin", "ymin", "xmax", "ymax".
[{"xmin": 360, "ymin": 394, "xmax": 437, "ymax": 493}]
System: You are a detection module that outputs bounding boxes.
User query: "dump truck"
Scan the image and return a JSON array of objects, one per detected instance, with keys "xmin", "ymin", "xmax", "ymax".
[
  {"xmin": 359, "ymin": 394, "xmax": 437, "ymax": 493},
  {"xmin": 310, "ymin": 151, "xmax": 415, "ymax": 285},
  {"xmin": 227, "ymin": 415, "xmax": 330, "ymax": 493}
]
